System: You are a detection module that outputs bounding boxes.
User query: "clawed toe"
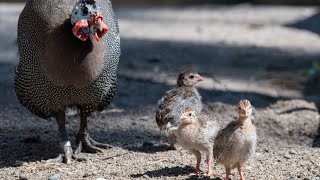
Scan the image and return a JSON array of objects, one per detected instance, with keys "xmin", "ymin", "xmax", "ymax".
[{"xmin": 76, "ymin": 133, "xmax": 113, "ymax": 153}]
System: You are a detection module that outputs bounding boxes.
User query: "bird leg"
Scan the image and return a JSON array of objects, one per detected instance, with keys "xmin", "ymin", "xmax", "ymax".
[
  {"xmin": 237, "ymin": 163, "xmax": 245, "ymax": 180},
  {"xmin": 169, "ymin": 131, "xmax": 176, "ymax": 150},
  {"xmin": 205, "ymin": 152, "xmax": 214, "ymax": 176},
  {"xmin": 190, "ymin": 149, "xmax": 202, "ymax": 174},
  {"xmin": 75, "ymin": 108, "xmax": 113, "ymax": 153},
  {"xmin": 46, "ymin": 111, "xmax": 73, "ymax": 164},
  {"xmin": 225, "ymin": 165, "xmax": 231, "ymax": 180}
]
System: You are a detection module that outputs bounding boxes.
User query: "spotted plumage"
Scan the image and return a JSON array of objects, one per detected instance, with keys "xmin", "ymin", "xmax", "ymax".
[
  {"xmin": 14, "ymin": 0, "xmax": 120, "ymax": 163},
  {"xmin": 155, "ymin": 70, "xmax": 204, "ymax": 149},
  {"xmin": 213, "ymin": 99, "xmax": 257, "ymax": 180},
  {"xmin": 177, "ymin": 107, "xmax": 220, "ymax": 175}
]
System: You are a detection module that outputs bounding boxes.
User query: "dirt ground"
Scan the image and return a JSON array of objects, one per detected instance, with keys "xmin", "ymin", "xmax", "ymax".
[{"xmin": 0, "ymin": 3, "xmax": 320, "ymax": 180}]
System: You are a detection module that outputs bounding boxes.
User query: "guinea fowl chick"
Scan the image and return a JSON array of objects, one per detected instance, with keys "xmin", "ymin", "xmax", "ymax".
[
  {"xmin": 177, "ymin": 107, "xmax": 220, "ymax": 175},
  {"xmin": 15, "ymin": 0, "xmax": 120, "ymax": 164},
  {"xmin": 213, "ymin": 99, "xmax": 257, "ymax": 180},
  {"xmin": 156, "ymin": 70, "xmax": 204, "ymax": 150}
]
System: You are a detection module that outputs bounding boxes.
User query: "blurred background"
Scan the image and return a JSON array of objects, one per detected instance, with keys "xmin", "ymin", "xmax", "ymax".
[{"xmin": 2, "ymin": 0, "xmax": 320, "ymax": 5}]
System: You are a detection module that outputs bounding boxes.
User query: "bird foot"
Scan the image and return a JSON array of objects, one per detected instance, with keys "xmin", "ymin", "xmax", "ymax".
[
  {"xmin": 168, "ymin": 144, "xmax": 177, "ymax": 150},
  {"xmin": 206, "ymin": 171, "xmax": 219, "ymax": 177},
  {"xmin": 194, "ymin": 168, "xmax": 203, "ymax": 174},
  {"xmin": 76, "ymin": 133, "xmax": 113, "ymax": 153},
  {"xmin": 45, "ymin": 141, "xmax": 73, "ymax": 164}
]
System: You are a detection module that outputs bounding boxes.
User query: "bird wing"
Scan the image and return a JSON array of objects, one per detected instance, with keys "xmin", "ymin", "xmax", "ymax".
[
  {"xmin": 198, "ymin": 114, "xmax": 220, "ymax": 143},
  {"xmin": 156, "ymin": 88, "xmax": 197, "ymax": 131}
]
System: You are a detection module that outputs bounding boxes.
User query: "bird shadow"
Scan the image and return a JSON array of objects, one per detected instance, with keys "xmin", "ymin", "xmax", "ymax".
[{"xmin": 130, "ymin": 165, "xmax": 221, "ymax": 179}]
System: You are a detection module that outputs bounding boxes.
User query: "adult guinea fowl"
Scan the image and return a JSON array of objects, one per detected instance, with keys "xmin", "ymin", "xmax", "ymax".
[
  {"xmin": 14, "ymin": 0, "xmax": 121, "ymax": 164},
  {"xmin": 155, "ymin": 70, "xmax": 204, "ymax": 150},
  {"xmin": 213, "ymin": 99, "xmax": 257, "ymax": 180}
]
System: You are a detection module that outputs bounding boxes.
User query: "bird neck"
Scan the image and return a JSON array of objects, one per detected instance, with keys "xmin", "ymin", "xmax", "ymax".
[
  {"xmin": 44, "ymin": 19, "xmax": 105, "ymax": 87},
  {"xmin": 238, "ymin": 116, "xmax": 252, "ymax": 126}
]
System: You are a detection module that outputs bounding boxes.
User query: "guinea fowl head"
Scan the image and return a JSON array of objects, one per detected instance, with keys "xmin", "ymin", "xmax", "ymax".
[
  {"xmin": 180, "ymin": 107, "xmax": 198, "ymax": 124},
  {"xmin": 177, "ymin": 70, "xmax": 204, "ymax": 87},
  {"xmin": 71, "ymin": 0, "xmax": 108, "ymax": 41},
  {"xmin": 237, "ymin": 99, "xmax": 252, "ymax": 118}
]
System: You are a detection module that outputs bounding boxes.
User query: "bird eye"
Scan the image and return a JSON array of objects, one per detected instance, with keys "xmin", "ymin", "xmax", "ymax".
[
  {"xmin": 188, "ymin": 113, "xmax": 192, "ymax": 117},
  {"xmin": 189, "ymin": 75, "xmax": 194, "ymax": 79}
]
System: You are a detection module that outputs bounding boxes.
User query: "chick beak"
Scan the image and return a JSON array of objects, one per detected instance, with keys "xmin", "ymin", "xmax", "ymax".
[
  {"xmin": 180, "ymin": 116, "xmax": 188, "ymax": 123},
  {"xmin": 196, "ymin": 75, "xmax": 204, "ymax": 82},
  {"xmin": 242, "ymin": 109, "xmax": 250, "ymax": 117}
]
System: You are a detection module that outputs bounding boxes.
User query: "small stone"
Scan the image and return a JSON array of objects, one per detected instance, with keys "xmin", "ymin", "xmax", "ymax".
[
  {"xmin": 139, "ymin": 116, "xmax": 149, "ymax": 121},
  {"xmin": 19, "ymin": 174, "xmax": 29, "ymax": 180},
  {"xmin": 143, "ymin": 140, "xmax": 155, "ymax": 147},
  {"xmin": 15, "ymin": 160, "xmax": 27, "ymax": 166},
  {"xmin": 283, "ymin": 154, "xmax": 291, "ymax": 159},
  {"xmin": 131, "ymin": 122, "xmax": 137, "ymax": 126},
  {"xmin": 143, "ymin": 175, "xmax": 150, "ymax": 178},
  {"xmin": 274, "ymin": 130, "xmax": 282, "ymax": 136},
  {"xmin": 92, "ymin": 171, "xmax": 98, "ymax": 176},
  {"xmin": 83, "ymin": 172, "xmax": 94, "ymax": 178},
  {"xmin": 48, "ymin": 175, "xmax": 59, "ymax": 180},
  {"xmin": 96, "ymin": 178, "xmax": 106, "ymax": 180},
  {"xmin": 289, "ymin": 149, "xmax": 297, "ymax": 155},
  {"xmin": 56, "ymin": 168, "xmax": 63, "ymax": 172}
]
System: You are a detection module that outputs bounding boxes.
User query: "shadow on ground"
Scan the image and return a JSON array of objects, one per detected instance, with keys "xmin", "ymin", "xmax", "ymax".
[
  {"xmin": 130, "ymin": 165, "xmax": 222, "ymax": 179},
  {"xmin": 286, "ymin": 10, "xmax": 320, "ymax": 36}
]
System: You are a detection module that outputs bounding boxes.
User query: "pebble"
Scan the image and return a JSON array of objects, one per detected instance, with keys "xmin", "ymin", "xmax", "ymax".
[
  {"xmin": 139, "ymin": 116, "xmax": 149, "ymax": 121},
  {"xmin": 96, "ymin": 178, "xmax": 106, "ymax": 180},
  {"xmin": 289, "ymin": 149, "xmax": 297, "ymax": 155},
  {"xmin": 19, "ymin": 174, "xmax": 29, "ymax": 180},
  {"xmin": 56, "ymin": 168, "xmax": 63, "ymax": 172},
  {"xmin": 83, "ymin": 172, "xmax": 94, "ymax": 178},
  {"xmin": 283, "ymin": 154, "xmax": 291, "ymax": 159},
  {"xmin": 143, "ymin": 175, "xmax": 150, "ymax": 178},
  {"xmin": 15, "ymin": 160, "xmax": 27, "ymax": 166},
  {"xmin": 48, "ymin": 175, "xmax": 58, "ymax": 180}
]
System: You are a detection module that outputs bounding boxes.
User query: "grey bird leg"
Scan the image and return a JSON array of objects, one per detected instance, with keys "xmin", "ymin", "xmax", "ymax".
[
  {"xmin": 75, "ymin": 108, "xmax": 113, "ymax": 154},
  {"xmin": 46, "ymin": 111, "xmax": 73, "ymax": 164}
]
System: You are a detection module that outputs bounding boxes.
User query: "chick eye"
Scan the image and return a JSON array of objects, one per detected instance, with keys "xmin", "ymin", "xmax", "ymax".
[
  {"xmin": 188, "ymin": 113, "xmax": 192, "ymax": 117},
  {"xmin": 189, "ymin": 75, "xmax": 194, "ymax": 79}
]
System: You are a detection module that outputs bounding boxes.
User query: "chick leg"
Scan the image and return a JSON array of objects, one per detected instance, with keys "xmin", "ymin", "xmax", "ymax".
[
  {"xmin": 237, "ymin": 163, "xmax": 245, "ymax": 180},
  {"xmin": 205, "ymin": 151, "xmax": 213, "ymax": 176},
  {"xmin": 75, "ymin": 108, "xmax": 113, "ymax": 154},
  {"xmin": 190, "ymin": 149, "xmax": 202, "ymax": 174},
  {"xmin": 46, "ymin": 111, "xmax": 73, "ymax": 164},
  {"xmin": 225, "ymin": 165, "xmax": 231, "ymax": 180},
  {"xmin": 169, "ymin": 131, "xmax": 176, "ymax": 150}
]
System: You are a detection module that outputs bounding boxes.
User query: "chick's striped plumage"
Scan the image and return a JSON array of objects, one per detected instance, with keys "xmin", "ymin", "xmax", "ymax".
[{"xmin": 155, "ymin": 71, "xmax": 203, "ymax": 132}]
